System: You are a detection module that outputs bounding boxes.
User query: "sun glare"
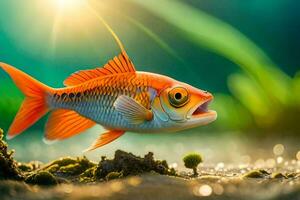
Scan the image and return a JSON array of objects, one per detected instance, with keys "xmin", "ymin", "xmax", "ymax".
[
  {"xmin": 42, "ymin": 0, "xmax": 116, "ymax": 55},
  {"xmin": 55, "ymin": 0, "xmax": 86, "ymax": 10}
]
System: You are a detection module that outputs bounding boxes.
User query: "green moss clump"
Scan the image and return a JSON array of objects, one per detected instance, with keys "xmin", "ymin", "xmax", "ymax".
[
  {"xmin": 17, "ymin": 161, "xmax": 43, "ymax": 173},
  {"xmin": 25, "ymin": 171, "xmax": 57, "ymax": 185},
  {"xmin": 43, "ymin": 157, "xmax": 78, "ymax": 169},
  {"xmin": 17, "ymin": 163, "xmax": 34, "ymax": 172},
  {"xmin": 43, "ymin": 156, "xmax": 96, "ymax": 177},
  {"xmin": 59, "ymin": 163, "xmax": 84, "ymax": 175},
  {"xmin": 80, "ymin": 166, "xmax": 97, "ymax": 178},
  {"xmin": 105, "ymin": 171, "xmax": 123, "ymax": 181},
  {"xmin": 28, "ymin": 161, "xmax": 43, "ymax": 171},
  {"xmin": 0, "ymin": 128, "xmax": 23, "ymax": 180},
  {"xmin": 45, "ymin": 164, "xmax": 60, "ymax": 174},
  {"xmin": 183, "ymin": 153, "xmax": 203, "ymax": 176},
  {"xmin": 79, "ymin": 167, "xmax": 97, "ymax": 183}
]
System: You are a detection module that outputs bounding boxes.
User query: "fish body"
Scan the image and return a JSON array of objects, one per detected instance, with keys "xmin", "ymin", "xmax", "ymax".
[
  {"xmin": 48, "ymin": 71, "xmax": 214, "ymax": 133},
  {"xmin": 0, "ymin": 51, "xmax": 216, "ymax": 151}
]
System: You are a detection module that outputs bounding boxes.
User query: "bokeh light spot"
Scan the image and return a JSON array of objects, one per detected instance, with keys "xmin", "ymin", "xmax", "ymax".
[
  {"xmin": 199, "ymin": 184, "xmax": 213, "ymax": 196},
  {"xmin": 296, "ymin": 151, "xmax": 300, "ymax": 161},
  {"xmin": 273, "ymin": 144, "xmax": 285, "ymax": 156}
]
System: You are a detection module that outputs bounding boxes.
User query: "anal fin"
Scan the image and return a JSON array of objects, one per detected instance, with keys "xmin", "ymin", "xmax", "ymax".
[
  {"xmin": 84, "ymin": 130, "xmax": 125, "ymax": 152},
  {"xmin": 45, "ymin": 109, "xmax": 96, "ymax": 141}
]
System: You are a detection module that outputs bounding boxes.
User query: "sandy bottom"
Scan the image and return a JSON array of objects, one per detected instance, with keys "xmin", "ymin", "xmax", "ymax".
[{"xmin": 1, "ymin": 171, "xmax": 300, "ymax": 200}]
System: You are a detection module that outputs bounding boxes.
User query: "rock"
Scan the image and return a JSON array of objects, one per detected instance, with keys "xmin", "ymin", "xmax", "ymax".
[
  {"xmin": 94, "ymin": 150, "xmax": 176, "ymax": 179},
  {"xmin": 0, "ymin": 128, "xmax": 23, "ymax": 180},
  {"xmin": 95, "ymin": 159, "xmax": 115, "ymax": 179},
  {"xmin": 242, "ymin": 170, "xmax": 267, "ymax": 178},
  {"xmin": 271, "ymin": 172, "xmax": 287, "ymax": 179}
]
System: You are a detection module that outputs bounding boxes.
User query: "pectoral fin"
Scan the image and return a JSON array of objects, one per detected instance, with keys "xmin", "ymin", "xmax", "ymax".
[
  {"xmin": 114, "ymin": 95, "xmax": 153, "ymax": 124},
  {"xmin": 84, "ymin": 130, "xmax": 125, "ymax": 152}
]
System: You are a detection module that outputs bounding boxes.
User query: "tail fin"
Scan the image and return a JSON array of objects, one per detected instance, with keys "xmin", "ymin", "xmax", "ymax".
[{"xmin": 0, "ymin": 62, "xmax": 52, "ymax": 139}]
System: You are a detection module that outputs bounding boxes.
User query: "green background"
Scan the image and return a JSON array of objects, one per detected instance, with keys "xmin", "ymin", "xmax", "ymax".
[{"xmin": 0, "ymin": 0, "xmax": 299, "ymax": 163}]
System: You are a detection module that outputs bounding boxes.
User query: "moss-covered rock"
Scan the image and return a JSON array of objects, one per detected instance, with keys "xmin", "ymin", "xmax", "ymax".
[
  {"xmin": 79, "ymin": 167, "xmax": 97, "ymax": 183},
  {"xmin": 0, "ymin": 128, "xmax": 23, "ymax": 180},
  {"xmin": 94, "ymin": 150, "xmax": 175, "ymax": 179},
  {"xmin": 0, "ymin": 128, "xmax": 176, "ymax": 185},
  {"xmin": 42, "ymin": 156, "xmax": 96, "ymax": 177},
  {"xmin": 45, "ymin": 164, "xmax": 60, "ymax": 174},
  {"xmin": 20, "ymin": 150, "xmax": 176, "ymax": 184},
  {"xmin": 25, "ymin": 171, "xmax": 57, "ymax": 185},
  {"xmin": 17, "ymin": 162, "xmax": 34, "ymax": 172},
  {"xmin": 43, "ymin": 157, "xmax": 78, "ymax": 170}
]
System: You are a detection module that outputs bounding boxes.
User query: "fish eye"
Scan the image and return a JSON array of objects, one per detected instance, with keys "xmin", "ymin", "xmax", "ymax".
[
  {"xmin": 168, "ymin": 87, "xmax": 189, "ymax": 108},
  {"xmin": 175, "ymin": 92, "xmax": 182, "ymax": 100}
]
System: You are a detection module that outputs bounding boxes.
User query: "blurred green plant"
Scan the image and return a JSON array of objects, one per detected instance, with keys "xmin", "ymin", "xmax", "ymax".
[
  {"xmin": 0, "ymin": 80, "xmax": 22, "ymax": 131},
  {"xmin": 293, "ymin": 72, "xmax": 300, "ymax": 106},
  {"xmin": 131, "ymin": 0, "xmax": 300, "ymax": 134},
  {"xmin": 125, "ymin": 16, "xmax": 184, "ymax": 63}
]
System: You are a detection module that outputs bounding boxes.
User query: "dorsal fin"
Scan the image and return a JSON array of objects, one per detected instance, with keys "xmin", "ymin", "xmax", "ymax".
[
  {"xmin": 64, "ymin": 52, "xmax": 136, "ymax": 86},
  {"xmin": 63, "ymin": 11, "xmax": 136, "ymax": 87}
]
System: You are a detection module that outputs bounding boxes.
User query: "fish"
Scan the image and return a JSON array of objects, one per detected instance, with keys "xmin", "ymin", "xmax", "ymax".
[{"xmin": 0, "ymin": 17, "xmax": 217, "ymax": 151}]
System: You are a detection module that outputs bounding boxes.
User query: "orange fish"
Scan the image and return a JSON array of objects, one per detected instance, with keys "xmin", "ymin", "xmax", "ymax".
[{"xmin": 0, "ymin": 19, "xmax": 217, "ymax": 151}]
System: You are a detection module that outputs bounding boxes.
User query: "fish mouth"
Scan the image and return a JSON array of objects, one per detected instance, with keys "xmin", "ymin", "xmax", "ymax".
[{"xmin": 187, "ymin": 99, "xmax": 217, "ymax": 120}]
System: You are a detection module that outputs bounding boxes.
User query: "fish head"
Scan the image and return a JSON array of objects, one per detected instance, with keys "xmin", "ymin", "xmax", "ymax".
[{"xmin": 154, "ymin": 81, "xmax": 217, "ymax": 131}]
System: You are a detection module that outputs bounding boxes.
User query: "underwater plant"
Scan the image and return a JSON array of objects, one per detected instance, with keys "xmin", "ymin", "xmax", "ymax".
[
  {"xmin": 183, "ymin": 153, "xmax": 203, "ymax": 176},
  {"xmin": 130, "ymin": 0, "xmax": 300, "ymax": 134}
]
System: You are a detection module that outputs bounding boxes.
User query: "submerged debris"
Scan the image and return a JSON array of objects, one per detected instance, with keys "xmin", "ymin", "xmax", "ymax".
[{"xmin": 0, "ymin": 129, "xmax": 23, "ymax": 180}]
